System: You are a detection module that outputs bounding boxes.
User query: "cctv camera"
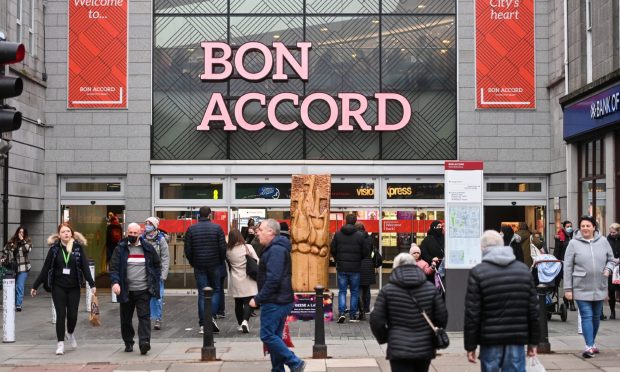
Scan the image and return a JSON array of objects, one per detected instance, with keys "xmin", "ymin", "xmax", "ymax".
[
  {"xmin": 511, "ymin": 201, "xmax": 517, "ymax": 206},
  {"xmin": 90, "ymin": 200, "xmax": 96, "ymax": 205}
]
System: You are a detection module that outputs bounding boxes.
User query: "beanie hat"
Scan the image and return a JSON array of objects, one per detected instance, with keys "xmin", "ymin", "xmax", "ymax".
[{"xmin": 145, "ymin": 216, "xmax": 160, "ymax": 229}]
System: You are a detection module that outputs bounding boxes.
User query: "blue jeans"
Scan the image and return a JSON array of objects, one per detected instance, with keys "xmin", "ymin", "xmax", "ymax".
[
  {"xmin": 479, "ymin": 344, "xmax": 526, "ymax": 372},
  {"xmin": 150, "ymin": 280, "xmax": 165, "ymax": 321},
  {"xmin": 576, "ymin": 300, "xmax": 604, "ymax": 347},
  {"xmin": 337, "ymin": 272, "xmax": 360, "ymax": 316},
  {"xmin": 260, "ymin": 303, "xmax": 303, "ymax": 372},
  {"xmin": 194, "ymin": 267, "xmax": 222, "ymax": 326},
  {"xmin": 15, "ymin": 271, "xmax": 28, "ymax": 307}
]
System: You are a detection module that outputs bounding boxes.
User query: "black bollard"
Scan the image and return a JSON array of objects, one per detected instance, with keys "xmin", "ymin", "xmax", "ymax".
[
  {"xmin": 536, "ymin": 284, "xmax": 551, "ymax": 353},
  {"xmin": 201, "ymin": 287, "xmax": 217, "ymax": 361},
  {"xmin": 313, "ymin": 285, "xmax": 328, "ymax": 359}
]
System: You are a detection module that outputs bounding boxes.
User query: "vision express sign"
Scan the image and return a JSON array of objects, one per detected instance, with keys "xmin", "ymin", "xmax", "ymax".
[{"xmin": 197, "ymin": 42, "xmax": 412, "ymax": 132}]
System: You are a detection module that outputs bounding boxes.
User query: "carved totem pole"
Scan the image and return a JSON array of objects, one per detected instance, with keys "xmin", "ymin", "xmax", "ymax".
[{"xmin": 290, "ymin": 174, "xmax": 331, "ymax": 292}]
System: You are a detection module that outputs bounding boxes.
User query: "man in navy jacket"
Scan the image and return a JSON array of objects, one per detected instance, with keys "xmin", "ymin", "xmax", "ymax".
[
  {"xmin": 250, "ymin": 219, "xmax": 305, "ymax": 372},
  {"xmin": 184, "ymin": 206, "xmax": 227, "ymax": 334}
]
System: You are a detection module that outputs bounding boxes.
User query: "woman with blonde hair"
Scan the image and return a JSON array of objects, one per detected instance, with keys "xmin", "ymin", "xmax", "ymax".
[
  {"xmin": 31, "ymin": 223, "xmax": 96, "ymax": 355},
  {"xmin": 226, "ymin": 228, "xmax": 259, "ymax": 333}
]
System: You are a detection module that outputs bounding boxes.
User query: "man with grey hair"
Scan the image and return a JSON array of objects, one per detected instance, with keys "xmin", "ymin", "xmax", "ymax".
[
  {"xmin": 110, "ymin": 222, "xmax": 162, "ymax": 355},
  {"xmin": 249, "ymin": 219, "xmax": 305, "ymax": 372},
  {"xmin": 464, "ymin": 230, "xmax": 540, "ymax": 370}
]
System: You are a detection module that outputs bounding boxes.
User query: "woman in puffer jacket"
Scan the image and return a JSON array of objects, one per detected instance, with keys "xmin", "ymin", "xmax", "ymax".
[{"xmin": 370, "ymin": 253, "xmax": 447, "ymax": 372}]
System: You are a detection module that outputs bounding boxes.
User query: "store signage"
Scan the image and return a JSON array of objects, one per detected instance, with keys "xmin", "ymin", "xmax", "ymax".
[
  {"xmin": 387, "ymin": 186, "xmax": 413, "ymax": 198},
  {"xmin": 331, "ymin": 183, "xmax": 375, "ymax": 199},
  {"xmin": 386, "ymin": 183, "xmax": 444, "ymax": 199},
  {"xmin": 563, "ymin": 81, "xmax": 620, "ymax": 139},
  {"xmin": 197, "ymin": 42, "xmax": 412, "ymax": 132},
  {"xmin": 67, "ymin": 0, "xmax": 127, "ymax": 108},
  {"xmin": 475, "ymin": 0, "xmax": 535, "ymax": 109}
]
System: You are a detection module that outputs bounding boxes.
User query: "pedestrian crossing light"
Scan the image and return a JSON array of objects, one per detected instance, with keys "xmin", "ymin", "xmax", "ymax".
[{"xmin": 0, "ymin": 40, "xmax": 25, "ymax": 133}]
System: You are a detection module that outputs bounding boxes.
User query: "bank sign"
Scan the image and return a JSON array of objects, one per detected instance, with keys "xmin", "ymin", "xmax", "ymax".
[
  {"xmin": 563, "ymin": 81, "xmax": 620, "ymax": 140},
  {"xmin": 197, "ymin": 42, "xmax": 412, "ymax": 132}
]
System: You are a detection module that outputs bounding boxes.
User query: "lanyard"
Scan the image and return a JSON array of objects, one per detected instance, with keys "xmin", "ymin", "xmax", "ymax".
[{"xmin": 61, "ymin": 248, "xmax": 71, "ymax": 267}]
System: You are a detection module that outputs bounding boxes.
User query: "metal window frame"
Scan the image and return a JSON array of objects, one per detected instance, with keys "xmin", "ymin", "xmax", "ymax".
[
  {"xmin": 60, "ymin": 176, "xmax": 126, "ymax": 200},
  {"xmin": 154, "ymin": 176, "xmax": 230, "ymax": 207}
]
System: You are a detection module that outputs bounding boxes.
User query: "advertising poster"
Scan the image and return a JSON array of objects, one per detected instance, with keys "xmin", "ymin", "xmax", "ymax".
[
  {"xmin": 289, "ymin": 292, "xmax": 333, "ymax": 322},
  {"xmin": 444, "ymin": 161, "xmax": 484, "ymax": 269},
  {"xmin": 475, "ymin": 0, "xmax": 535, "ymax": 109},
  {"xmin": 68, "ymin": 0, "xmax": 127, "ymax": 108}
]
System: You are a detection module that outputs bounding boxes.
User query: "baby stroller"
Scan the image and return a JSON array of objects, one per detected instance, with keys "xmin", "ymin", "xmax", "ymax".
[{"xmin": 532, "ymin": 254, "xmax": 567, "ymax": 322}]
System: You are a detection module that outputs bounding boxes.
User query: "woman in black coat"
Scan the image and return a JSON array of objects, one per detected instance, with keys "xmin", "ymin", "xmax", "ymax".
[
  {"xmin": 370, "ymin": 253, "xmax": 448, "ymax": 372},
  {"xmin": 355, "ymin": 223, "xmax": 375, "ymax": 320},
  {"xmin": 420, "ymin": 221, "xmax": 444, "ymax": 266},
  {"xmin": 501, "ymin": 225, "xmax": 524, "ymax": 263},
  {"xmin": 607, "ymin": 223, "xmax": 620, "ymax": 319}
]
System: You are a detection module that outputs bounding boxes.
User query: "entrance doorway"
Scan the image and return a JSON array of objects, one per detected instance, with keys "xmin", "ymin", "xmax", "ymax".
[{"xmin": 484, "ymin": 205, "xmax": 547, "ymax": 242}]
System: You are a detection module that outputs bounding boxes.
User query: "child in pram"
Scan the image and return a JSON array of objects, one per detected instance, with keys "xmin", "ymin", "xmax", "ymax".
[{"xmin": 532, "ymin": 254, "xmax": 568, "ymax": 321}]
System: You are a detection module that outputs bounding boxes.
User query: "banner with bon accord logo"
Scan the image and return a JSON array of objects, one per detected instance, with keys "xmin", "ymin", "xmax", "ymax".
[{"xmin": 67, "ymin": 0, "xmax": 127, "ymax": 109}]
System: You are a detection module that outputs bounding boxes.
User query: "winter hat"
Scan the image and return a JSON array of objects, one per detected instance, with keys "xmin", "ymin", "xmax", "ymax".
[{"xmin": 145, "ymin": 216, "xmax": 160, "ymax": 229}]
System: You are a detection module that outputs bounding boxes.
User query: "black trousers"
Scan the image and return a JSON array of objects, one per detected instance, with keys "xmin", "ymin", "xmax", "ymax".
[
  {"xmin": 52, "ymin": 285, "xmax": 81, "ymax": 342},
  {"xmin": 234, "ymin": 296, "xmax": 253, "ymax": 324},
  {"xmin": 608, "ymin": 276, "xmax": 618, "ymax": 312},
  {"xmin": 360, "ymin": 285, "xmax": 371, "ymax": 313},
  {"xmin": 390, "ymin": 359, "xmax": 431, "ymax": 372},
  {"xmin": 120, "ymin": 290, "xmax": 151, "ymax": 346}
]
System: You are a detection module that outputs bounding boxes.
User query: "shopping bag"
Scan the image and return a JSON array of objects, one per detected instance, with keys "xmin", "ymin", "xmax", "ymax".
[
  {"xmin": 89, "ymin": 294, "xmax": 101, "ymax": 327},
  {"xmin": 526, "ymin": 356, "xmax": 546, "ymax": 372},
  {"xmin": 613, "ymin": 265, "xmax": 620, "ymax": 285}
]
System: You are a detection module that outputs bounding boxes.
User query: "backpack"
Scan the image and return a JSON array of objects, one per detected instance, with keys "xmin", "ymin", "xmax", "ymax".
[{"xmin": 372, "ymin": 249, "xmax": 383, "ymax": 268}]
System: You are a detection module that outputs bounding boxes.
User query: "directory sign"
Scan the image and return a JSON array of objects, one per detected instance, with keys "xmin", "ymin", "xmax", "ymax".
[{"xmin": 444, "ymin": 161, "xmax": 484, "ymax": 269}]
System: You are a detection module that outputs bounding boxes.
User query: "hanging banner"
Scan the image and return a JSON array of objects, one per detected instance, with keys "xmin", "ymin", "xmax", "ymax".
[
  {"xmin": 444, "ymin": 161, "xmax": 484, "ymax": 269},
  {"xmin": 475, "ymin": 0, "xmax": 535, "ymax": 109},
  {"xmin": 67, "ymin": 0, "xmax": 127, "ymax": 109}
]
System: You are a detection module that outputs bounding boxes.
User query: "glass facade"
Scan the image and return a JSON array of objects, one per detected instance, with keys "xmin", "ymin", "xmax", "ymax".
[{"xmin": 153, "ymin": 0, "xmax": 456, "ymax": 160}]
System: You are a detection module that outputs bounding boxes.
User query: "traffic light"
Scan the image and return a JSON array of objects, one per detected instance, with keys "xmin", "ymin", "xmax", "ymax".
[{"xmin": 0, "ymin": 41, "xmax": 25, "ymax": 133}]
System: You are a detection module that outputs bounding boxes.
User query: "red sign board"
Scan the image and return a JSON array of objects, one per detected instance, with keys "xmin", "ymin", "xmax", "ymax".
[
  {"xmin": 445, "ymin": 161, "xmax": 484, "ymax": 170},
  {"xmin": 476, "ymin": 0, "xmax": 535, "ymax": 109},
  {"xmin": 68, "ymin": 0, "xmax": 127, "ymax": 108}
]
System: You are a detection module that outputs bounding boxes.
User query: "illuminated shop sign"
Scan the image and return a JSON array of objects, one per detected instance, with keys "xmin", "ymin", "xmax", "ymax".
[
  {"xmin": 331, "ymin": 183, "xmax": 375, "ymax": 199},
  {"xmin": 197, "ymin": 42, "xmax": 412, "ymax": 132},
  {"xmin": 235, "ymin": 183, "xmax": 292, "ymax": 200},
  {"xmin": 386, "ymin": 183, "xmax": 444, "ymax": 199}
]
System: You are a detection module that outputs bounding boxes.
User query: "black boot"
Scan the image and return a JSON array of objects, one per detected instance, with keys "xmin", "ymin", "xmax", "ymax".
[{"xmin": 611, "ymin": 309, "xmax": 616, "ymax": 320}]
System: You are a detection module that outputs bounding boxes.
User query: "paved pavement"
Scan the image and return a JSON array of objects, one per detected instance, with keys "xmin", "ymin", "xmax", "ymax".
[{"xmin": 1, "ymin": 289, "xmax": 620, "ymax": 371}]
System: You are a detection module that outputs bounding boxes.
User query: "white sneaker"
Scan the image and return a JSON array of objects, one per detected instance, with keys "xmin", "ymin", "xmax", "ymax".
[
  {"xmin": 199, "ymin": 326, "xmax": 204, "ymax": 334},
  {"xmin": 237, "ymin": 325, "xmax": 243, "ymax": 332},
  {"xmin": 66, "ymin": 333, "xmax": 78, "ymax": 348},
  {"xmin": 56, "ymin": 341, "xmax": 64, "ymax": 355},
  {"xmin": 241, "ymin": 320, "xmax": 249, "ymax": 333}
]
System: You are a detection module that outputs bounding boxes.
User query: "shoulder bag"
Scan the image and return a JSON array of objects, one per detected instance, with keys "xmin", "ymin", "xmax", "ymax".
[
  {"xmin": 407, "ymin": 289, "xmax": 449, "ymax": 349},
  {"xmin": 245, "ymin": 245, "xmax": 258, "ymax": 281}
]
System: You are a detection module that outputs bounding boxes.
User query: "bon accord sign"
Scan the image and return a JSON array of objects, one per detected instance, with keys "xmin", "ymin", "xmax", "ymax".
[{"xmin": 197, "ymin": 42, "xmax": 412, "ymax": 132}]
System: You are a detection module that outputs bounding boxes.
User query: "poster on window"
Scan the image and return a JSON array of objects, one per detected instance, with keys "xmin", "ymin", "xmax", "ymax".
[
  {"xmin": 67, "ymin": 0, "xmax": 127, "ymax": 109},
  {"xmin": 475, "ymin": 0, "xmax": 535, "ymax": 109}
]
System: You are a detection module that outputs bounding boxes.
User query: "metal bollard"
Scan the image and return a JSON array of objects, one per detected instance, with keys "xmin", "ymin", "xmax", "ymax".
[
  {"xmin": 201, "ymin": 287, "xmax": 216, "ymax": 361},
  {"xmin": 537, "ymin": 284, "xmax": 551, "ymax": 353},
  {"xmin": 85, "ymin": 259, "xmax": 95, "ymax": 312},
  {"xmin": 313, "ymin": 285, "xmax": 328, "ymax": 359},
  {"xmin": 3, "ymin": 273, "xmax": 15, "ymax": 342}
]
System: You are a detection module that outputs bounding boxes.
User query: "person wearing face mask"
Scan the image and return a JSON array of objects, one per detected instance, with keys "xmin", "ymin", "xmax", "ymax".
[
  {"xmin": 31, "ymin": 223, "xmax": 96, "ymax": 355},
  {"xmin": 554, "ymin": 220, "xmax": 574, "ymax": 261},
  {"xmin": 420, "ymin": 221, "xmax": 445, "ymax": 267},
  {"xmin": 142, "ymin": 217, "xmax": 169, "ymax": 330},
  {"xmin": 1, "ymin": 226, "xmax": 32, "ymax": 312},
  {"xmin": 110, "ymin": 223, "xmax": 162, "ymax": 355},
  {"xmin": 606, "ymin": 223, "xmax": 620, "ymax": 319}
]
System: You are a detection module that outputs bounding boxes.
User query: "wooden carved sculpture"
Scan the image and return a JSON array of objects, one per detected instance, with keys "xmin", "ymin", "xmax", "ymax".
[{"xmin": 290, "ymin": 174, "xmax": 331, "ymax": 292}]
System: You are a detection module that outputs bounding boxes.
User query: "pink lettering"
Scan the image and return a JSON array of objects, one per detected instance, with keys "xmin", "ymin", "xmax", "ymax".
[
  {"xmin": 268, "ymin": 93, "xmax": 300, "ymax": 131},
  {"xmin": 273, "ymin": 42, "xmax": 311, "ymax": 81},
  {"xmin": 338, "ymin": 93, "xmax": 372, "ymax": 131},
  {"xmin": 235, "ymin": 42, "xmax": 273, "ymax": 81},
  {"xmin": 200, "ymin": 42, "xmax": 232, "ymax": 81},
  {"xmin": 374, "ymin": 93, "xmax": 411, "ymax": 131},
  {"xmin": 235, "ymin": 93, "xmax": 266, "ymax": 131},
  {"xmin": 197, "ymin": 93, "xmax": 236, "ymax": 131},
  {"xmin": 301, "ymin": 93, "xmax": 338, "ymax": 131}
]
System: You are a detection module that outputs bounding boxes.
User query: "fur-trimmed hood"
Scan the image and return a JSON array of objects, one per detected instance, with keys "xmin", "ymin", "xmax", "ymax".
[{"xmin": 47, "ymin": 231, "xmax": 87, "ymax": 246}]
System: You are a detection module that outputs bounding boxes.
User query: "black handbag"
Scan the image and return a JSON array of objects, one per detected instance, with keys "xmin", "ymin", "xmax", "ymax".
[
  {"xmin": 407, "ymin": 289, "xmax": 450, "ymax": 349},
  {"xmin": 245, "ymin": 245, "xmax": 258, "ymax": 281}
]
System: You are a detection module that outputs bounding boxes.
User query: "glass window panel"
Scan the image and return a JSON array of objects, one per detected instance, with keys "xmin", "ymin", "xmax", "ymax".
[
  {"xmin": 160, "ymin": 183, "xmax": 224, "ymax": 199},
  {"xmin": 66, "ymin": 183, "xmax": 121, "ymax": 192},
  {"xmin": 231, "ymin": 0, "xmax": 302, "ymax": 13},
  {"xmin": 581, "ymin": 181, "xmax": 593, "ymax": 217},
  {"xmin": 383, "ymin": 0, "xmax": 455, "ymax": 14},
  {"xmin": 594, "ymin": 139, "xmax": 603, "ymax": 176},
  {"xmin": 306, "ymin": 17, "xmax": 380, "ymax": 96},
  {"xmin": 155, "ymin": 0, "xmax": 226, "ymax": 14},
  {"xmin": 595, "ymin": 181, "xmax": 606, "ymax": 234},
  {"xmin": 230, "ymin": 17, "xmax": 303, "ymax": 45},
  {"xmin": 586, "ymin": 141, "xmax": 593, "ymax": 177},
  {"xmin": 306, "ymin": 0, "xmax": 379, "ymax": 14}
]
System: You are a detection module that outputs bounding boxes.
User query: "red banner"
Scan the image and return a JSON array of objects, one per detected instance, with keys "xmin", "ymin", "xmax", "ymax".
[
  {"xmin": 476, "ymin": 0, "xmax": 535, "ymax": 109},
  {"xmin": 68, "ymin": 0, "xmax": 127, "ymax": 108}
]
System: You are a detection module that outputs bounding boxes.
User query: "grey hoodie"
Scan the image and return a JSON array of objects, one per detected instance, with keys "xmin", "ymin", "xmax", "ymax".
[
  {"xmin": 482, "ymin": 245, "xmax": 516, "ymax": 266},
  {"xmin": 563, "ymin": 231, "xmax": 615, "ymax": 301}
]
